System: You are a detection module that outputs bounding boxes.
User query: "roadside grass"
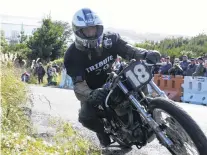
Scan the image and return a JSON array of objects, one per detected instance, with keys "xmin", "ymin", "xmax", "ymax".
[{"xmin": 1, "ymin": 61, "xmax": 100, "ymax": 155}]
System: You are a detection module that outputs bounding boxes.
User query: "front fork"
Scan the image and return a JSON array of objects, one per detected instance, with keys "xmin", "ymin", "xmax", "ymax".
[
  {"xmin": 148, "ymin": 80, "xmax": 168, "ymax": 98},
  {"xmin": 116, "ymin": 81, "xmax": 173, "ymax": 148}
]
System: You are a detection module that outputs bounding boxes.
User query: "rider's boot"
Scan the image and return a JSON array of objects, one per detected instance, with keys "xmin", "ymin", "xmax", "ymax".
[{"xmin": 96, "ymin": 132, "xmax": 111, "ymax": 147}]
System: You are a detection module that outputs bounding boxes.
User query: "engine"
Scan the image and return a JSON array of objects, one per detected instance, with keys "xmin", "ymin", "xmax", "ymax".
[{"xmin": 108, "ymin": 86, "xmax": 146, "ymax": 144}]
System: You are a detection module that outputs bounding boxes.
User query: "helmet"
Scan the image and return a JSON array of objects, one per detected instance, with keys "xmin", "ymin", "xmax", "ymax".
[{"xmin": 72, "ymin": 8, "xmax": 104, "ymax": 51}]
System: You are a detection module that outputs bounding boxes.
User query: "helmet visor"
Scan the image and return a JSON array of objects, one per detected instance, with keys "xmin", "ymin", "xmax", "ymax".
[{"xmin": 81, "ymin": 26, "xmax": 97, "ymax": 38}]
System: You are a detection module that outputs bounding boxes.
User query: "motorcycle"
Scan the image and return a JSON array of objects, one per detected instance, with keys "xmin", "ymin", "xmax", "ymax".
[{"xmin": 99, "ymin": 59, "xmax": 207, "ymax": 155}]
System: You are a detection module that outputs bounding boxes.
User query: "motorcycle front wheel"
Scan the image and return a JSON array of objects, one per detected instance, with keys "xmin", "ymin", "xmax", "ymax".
[{"xmin": 149, "ymin": 97, "xmax": 207, "ymax": 155}]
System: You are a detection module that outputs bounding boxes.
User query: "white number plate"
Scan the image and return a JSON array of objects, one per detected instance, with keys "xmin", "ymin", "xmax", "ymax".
[{"xmin": 124, "ymin": 62, "xmax": 152, "ymax": 89}]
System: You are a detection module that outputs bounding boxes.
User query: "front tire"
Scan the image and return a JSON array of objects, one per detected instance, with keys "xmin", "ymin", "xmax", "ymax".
[{"xmin": 149, "ymin": 97, "xmax": 207, "ymax": 155}]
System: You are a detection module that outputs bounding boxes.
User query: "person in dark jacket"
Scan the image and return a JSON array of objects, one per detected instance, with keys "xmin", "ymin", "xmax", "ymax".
[
  {"xmin": 193, "ymin": 57, "xmax": 206, "ymax": 76},
  {"xmin": 159, "ymin": 56, "xmax": 172, "ymax": 75},
  {"xmin": 180, "ymin": 55, "xmax": 190, "ymax": 76},
  {"xmin": 36, "ymin": 62, "xmax": 46, "ymax": 84},
  {"xmin": 52, "ymin": 62, "xmax": 60, "ymax": 73},
  {"xmin": 186, "ymin": 58, "xmax": 197, "ymax": 76},
  {"xmin": 64, "ymin": 8, "xmax": 161, "ymax": 147},
  {"xmin": 168, "ymin": 58, "xmax": 183, "ymax": 76}
]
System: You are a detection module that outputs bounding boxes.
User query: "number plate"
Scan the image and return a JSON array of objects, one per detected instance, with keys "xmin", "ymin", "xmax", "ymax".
[{"xmin": 123, "ymin": 61, "xmax": 152, "ymax": 89}]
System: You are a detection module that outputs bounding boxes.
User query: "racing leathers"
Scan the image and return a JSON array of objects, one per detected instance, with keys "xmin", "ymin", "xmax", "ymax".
[{"xmin": 64, "ymin": 32, "xmax": 161, "ymax": 147}]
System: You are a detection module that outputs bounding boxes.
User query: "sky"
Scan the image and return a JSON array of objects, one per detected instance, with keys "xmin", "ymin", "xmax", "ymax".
[{"xmin": 1, "ymin": 0, "xmax": 207, "ymax": 36}]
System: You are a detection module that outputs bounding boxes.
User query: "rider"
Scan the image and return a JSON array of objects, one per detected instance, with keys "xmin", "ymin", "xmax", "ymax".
[{"xmin": 64, "ymin": 8, "xmax": 161, "ymax": 147}]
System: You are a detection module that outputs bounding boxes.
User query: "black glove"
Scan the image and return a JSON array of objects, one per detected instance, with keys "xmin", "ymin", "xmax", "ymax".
[
  {"xmin": 146, "ymin": 50, "xmax": 161, "ymax": 64},
  {"xmin": 87, "ymin": 88, "xmax": 109, "ymax": 107}
]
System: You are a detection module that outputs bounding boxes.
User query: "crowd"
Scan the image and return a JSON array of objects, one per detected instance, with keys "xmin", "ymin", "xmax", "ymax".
[
  {"xmin": 111, "ymin": 55, "xmax": 207, "ymax": 77},
  {"xmin": 30, "ymin": 62, "xmax": 59, "ymax": 85},
  {"xmin": 21, "ymin": 61, "xmax": 74, "ymax": 89},
  {"xmin": 155, "ymin": 55, "xmax": 207, "ymax": 77},
  {"xmin": 21, "ymin": 55, "xmax": 207, "ymax": 87}
]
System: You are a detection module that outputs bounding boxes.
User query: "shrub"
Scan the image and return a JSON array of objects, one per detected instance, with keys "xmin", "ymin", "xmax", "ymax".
[
  {"xmin": 50, "ymin": 58, "xmax": 63, "ymax": 67},
  {"xmin": 1, "ymin": 62, "xmax": 29, "ymax": 134}
]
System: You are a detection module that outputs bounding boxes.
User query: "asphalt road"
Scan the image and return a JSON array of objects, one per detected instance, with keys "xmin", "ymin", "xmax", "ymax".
[{"xmin": 30, "ymin": 85, "xmax": 207, "ymax": 155}]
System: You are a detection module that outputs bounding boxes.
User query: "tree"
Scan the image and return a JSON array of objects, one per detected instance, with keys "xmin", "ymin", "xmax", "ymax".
[
  {"xmin": 1, "ymin": 30, "xmax": 9, "ymax": 53},
  {"xmin": 8, "ymin": 43, "xmax": 32, "ymax": 59},
  {"xmin": 18, "ymin": 29, "xmax": 27, "ymax": 44},
  {"xmin": 27, "ymin": 16, "xmax": 72, "ymax": 62},
  {"xmin": 135, "ymin": 33, "xmax": 207, "ymax": 58},
  {"xmin": 1, "ymin": 28, "xmax": 31, "ymax": 66}
]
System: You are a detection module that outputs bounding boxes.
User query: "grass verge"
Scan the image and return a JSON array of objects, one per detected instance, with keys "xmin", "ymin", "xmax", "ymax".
[{"xmin": 1, "ymin": 61, "xmax": 100, "ymax": 155}]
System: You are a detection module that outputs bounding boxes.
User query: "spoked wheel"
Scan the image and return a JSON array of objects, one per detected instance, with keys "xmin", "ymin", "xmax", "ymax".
[{"xmin": 149, "ymin": 97, "xmax": 207, "ymax": 155}]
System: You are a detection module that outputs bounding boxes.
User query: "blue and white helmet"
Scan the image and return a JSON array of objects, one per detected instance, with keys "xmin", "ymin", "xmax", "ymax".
[{"xmin": 72, "ymin": 8, "xmax": 104, "ymax": 51}]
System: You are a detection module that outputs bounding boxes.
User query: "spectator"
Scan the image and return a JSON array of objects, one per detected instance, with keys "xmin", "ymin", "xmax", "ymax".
[
  {"xmin": 168, "ymin": 58, "xmax": 183, "ymax": 76},
  {"xmin": 180, "ymin": 55, "xmax": 190, "ymax": 76},
  {"xmin": 50, "ymin": 68, "xmax": 58, "ymax": 86},
  {"xmin": 152, "ymin": 58, "xmax": 165, "ymax": 74},
  {"xmin": 34, "ymin": 63, "xmax": 39, "ymax": 76},
  {"xmin": 186, "ymin": 58, "xmax": 197, "ymax": 76},
  {"xmin": 21, "ymin": 72, "xmax": 30, "ymax": 83},
  {"xmin": 36, "ymin": 62, "xmax": 46, "ymax": 84},
  {"xmin": 47, "ymin": 63, "xmax": 53, "ymax": 84},
  {"xmin": 193, "ymin": 57, "xmax": 206, "ymax": 76},
  {"xmin": 203, "ymin": 61, "xmax": 207, "ymax": 77},
  {"xmin": 160, "ymin": 57, "xmax": 166, "ymax": 63},
  {"xmin": 59, "ymin": 65, "xmax": 67, "ymax": 88},
  {"xmin": 159, "ymin": 56, "xmax": 172, "ymax": 75},
  {"xmin": 52, "ymin": 62, "xmax": 60, "ymax": 73},
  {"xmin": 195, "ymin": 59, "xmax": 199, "ymax": 65},
  {"xmin": 173, "ymin": 58, "xmax": 180, "ymax": 65},
  {"xmin": 65, "ymin": 74, "xmax": 74, "ymax": 89}
]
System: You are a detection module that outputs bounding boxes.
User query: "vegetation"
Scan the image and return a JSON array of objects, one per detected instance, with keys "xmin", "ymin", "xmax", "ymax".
[
  {"xmin": 2, "ymin": 119, "xmax": 100, "ymax": 155},
  {"xmin": 135, "ymin": 33, "xmax": 207, "ymax": 58},
  {"xmin": 1, "ymin": 15, "xmax": 72, "ymax": 67},
  {"xmin": 51, "ymin": 58, "xmax": 64, "ymax": 66},
  {"xmin": 1, "ymin": 30, "xmax": 9, "ymax": 53},
  {"xmin": 0, "ymin": 59, "xmax": 100, "ymax": 154},
  {"xmin": 27, "ymin": 17, "xmax": 72, "ymax": 62},
  {"xmin": 1, "ymin": 62, "xmax": 29, "ymax": 134}
]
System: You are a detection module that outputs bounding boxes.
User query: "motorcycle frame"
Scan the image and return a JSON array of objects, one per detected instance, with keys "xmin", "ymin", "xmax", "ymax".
[{"xmin": 104, "ymin": 72, "xmax": 173, "ymax": 148}]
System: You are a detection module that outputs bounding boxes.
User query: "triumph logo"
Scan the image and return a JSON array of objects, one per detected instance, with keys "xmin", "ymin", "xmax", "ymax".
[{"xmin": 86, "ymin": 55, "xmax": 114, "ymax": 73}]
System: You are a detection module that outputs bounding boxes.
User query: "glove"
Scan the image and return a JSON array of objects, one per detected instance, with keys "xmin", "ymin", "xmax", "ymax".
[
  {"xmin": 87, "ymin": 88, "xmax": 109, "ymax": 107},
  {"xmin": 146, "ymin": 50, "xmax": 161, "ymax": 64}
]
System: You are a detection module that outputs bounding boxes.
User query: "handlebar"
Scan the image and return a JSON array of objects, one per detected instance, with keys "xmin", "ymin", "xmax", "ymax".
[
  {"xmin": 144, "ymin": 62, "xmax": 165, "ymax": 66},
  {"xmin": 142, "ymin": 60, "xmax": 165, "ymax": 66},
  {"xmin": 109, "ymin": 60, "xmax": 165, "ymax": 79}
]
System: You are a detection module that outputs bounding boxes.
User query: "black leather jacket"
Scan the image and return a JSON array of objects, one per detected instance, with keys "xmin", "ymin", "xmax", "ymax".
[{"xmin": 64, "ymin": 32, "xmax": 156, "ymax": 102}]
